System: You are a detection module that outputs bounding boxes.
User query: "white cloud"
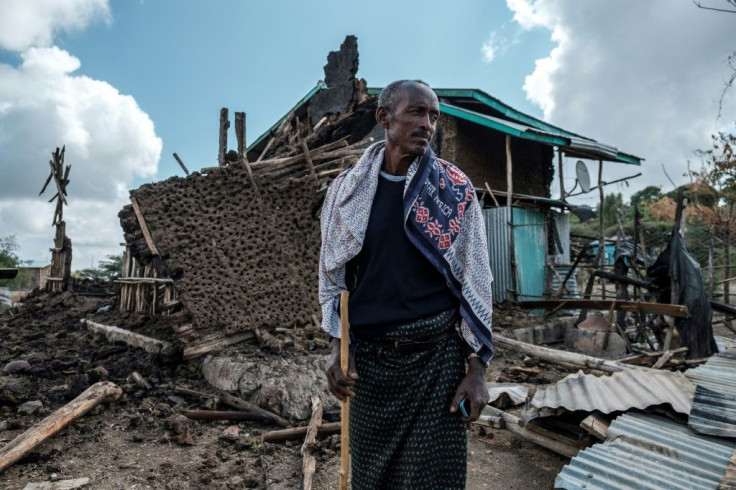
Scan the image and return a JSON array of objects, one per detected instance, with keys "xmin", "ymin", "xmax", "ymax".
[
  {"xmin": 481, "ymin": 33, "xmax": 498, "ymax": 63},
  {"xmin": 0, "ymin": 0, "xmax": 110, "ymax": 52},
  {"xmin": 0, "ymin": 46, "xmax": 162, "ymax": 268},
  {"xmin": 505, "ymin": 0, "xmax": 736, "ymax": 200}
]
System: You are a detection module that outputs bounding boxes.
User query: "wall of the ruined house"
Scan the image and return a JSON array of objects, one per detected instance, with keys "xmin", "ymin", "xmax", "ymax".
[{"xmin": 437, "ymin": 115, "xmax": 555, "ymax": 197}]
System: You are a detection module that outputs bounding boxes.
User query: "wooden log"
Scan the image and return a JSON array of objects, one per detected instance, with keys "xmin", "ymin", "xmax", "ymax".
[
  {"xmin": 83, "ymin": 319, "xmax": 174, "ymax": 356},
  {"xmin": 300, "ymin": 139, "xmax": 319, "ymax": 188},
  {"xmin": 494, "ymin": 334, "xmax": 629, "ymax": 373},
  {"xmin": 234, "ymin": 111, "xmax": 247, "ymax": 162},
  {"xmin": 0, "ymin": 382, "xmax": 122, "ymax": 473},
  {"xmin": 182, "ymin": 331, "xmax": 255, "ymax": 361},
  {"xmin": 261, "ymin": 422, "xmax": 341, "ymax": 442},
  {"xmin": 256, "ymin": 137, "xmax": 276, "ymax": 162},
  {"xmin": 519, "ymin": 299, "xmax": 689, "ymax": 318},
  {"xmin": 130, "ymin": 197, "xmax": 160, "ymax": 256},
  {"xmin": 182, "ymin": 410, "xmax": 272, "ymax": 423},
  {"xmin": 174, "ymin": 386, "xmax": 210, "ymax": 399},
  {"xmin": 218, "ymin": 107, "xmax": 229, "ymax": 167},
  {"xmin": 301, "ymin": 395, "xmax": 322, "ymax": 490},
  {"xmin": 220, "ymin": 392, "xmax": 290, "ymax": 428},
  {"xmin": 481, "ymin": 406, "xmax": 580, "ymax": 458}
]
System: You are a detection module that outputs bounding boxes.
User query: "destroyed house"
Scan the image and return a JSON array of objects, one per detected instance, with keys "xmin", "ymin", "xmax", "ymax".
[
  {"xmin": 117, "ymin": 37, "xmax": 642, "ymax": 360},
  {"xmin": 246, "ymin": 82, "xmax": 643, "ymax": 303}
]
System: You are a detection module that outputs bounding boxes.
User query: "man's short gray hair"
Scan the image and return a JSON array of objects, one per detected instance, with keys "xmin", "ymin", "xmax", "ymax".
[{"xmin": 377, "ymin": 80, "xmax": 431, "ymax": 114}]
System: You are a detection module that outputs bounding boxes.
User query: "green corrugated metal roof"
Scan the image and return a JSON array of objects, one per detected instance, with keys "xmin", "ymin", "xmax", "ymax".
[
  {"xmin": 249, "ymin": 84, "xmax": 643, "ymax": 166},
  {"xmin": 440, "ymin": 102, "xmax": 641, "ymax": 166}
]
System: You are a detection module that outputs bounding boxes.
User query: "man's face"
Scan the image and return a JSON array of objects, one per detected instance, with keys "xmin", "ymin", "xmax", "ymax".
[{"xmin": 378, "ymin": 83, "xmax": 440, "ymax": 157}]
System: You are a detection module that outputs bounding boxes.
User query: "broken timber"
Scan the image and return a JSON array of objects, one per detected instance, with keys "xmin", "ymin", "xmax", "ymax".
[
  {"xmin": 220, "ymin": 392, "xmax": 290, "ymax": 427},
  {"xmin": 82, "ymin": 319, "xmax": 174, "ymax": 356},
  {"xmin": 493, "ymin": 335, "xmax": 630, "ymax": 373},
  {"xmin": 478, "ymin": 406, "xmax": 580, "ymax": 458},
  {"xmin": 0, "ymin": 382, "xmax": 122, "ymax": 473},
  {"xmin": 519, "ymin": 300, "xmax": 690, "ymax": 318},
  {"xmin": 301, "ymin": 395, "xmax": 322, "ymax": 490},
  {"xmin": 182, "ymin": 410, "xmax": 273, "ymax": 423},
  {"xmin": 261, "ymin": 422, "xmax": 341, "ymax": 442}
]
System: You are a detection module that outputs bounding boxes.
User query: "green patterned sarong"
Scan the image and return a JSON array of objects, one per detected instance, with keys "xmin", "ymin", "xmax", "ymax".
[{"xmin": 350, "ymin": 309, "xmax": 467, "ymax": 489}]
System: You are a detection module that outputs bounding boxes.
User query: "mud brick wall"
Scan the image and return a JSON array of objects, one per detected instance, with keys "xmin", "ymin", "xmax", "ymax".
[
  {"xmin": 438, "ymin": 115, "xmax": 554, "ymax": 196},
  {"xmin": 128, "ymin": 166, "xmax": 322, "ymax": 335}
]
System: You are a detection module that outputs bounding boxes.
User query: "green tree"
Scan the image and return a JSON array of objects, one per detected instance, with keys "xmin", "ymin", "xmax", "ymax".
[
  {"xmin": 630, "ymin": 185, "xmax": 662, "ymax": 209},
  {"xmin": 0, "ymin": 236, "xmax": 20, "ymax": 268},
  {"xmin": 75, "ymin": 254, "xmax": 123, "ymax": 281},
  {"xmin": 601, "ymin": 193, "xmax": 625, "ymax": 228}
]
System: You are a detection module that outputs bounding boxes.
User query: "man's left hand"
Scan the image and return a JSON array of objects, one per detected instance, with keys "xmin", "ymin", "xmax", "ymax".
[{"xmin": 450, "ymin": 357, "xmax": 489, "ymax": 423}]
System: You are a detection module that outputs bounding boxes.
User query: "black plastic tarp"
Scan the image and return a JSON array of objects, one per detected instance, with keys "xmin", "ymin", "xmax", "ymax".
[{"xmin": 647, "ymin": 231, "xmax": 717, "ymax": 359}]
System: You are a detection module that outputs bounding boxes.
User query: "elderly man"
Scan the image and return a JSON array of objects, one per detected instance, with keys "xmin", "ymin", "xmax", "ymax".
[{"xmin": 319, "ymin": 80, "xmax": 494, "ymax": 489}]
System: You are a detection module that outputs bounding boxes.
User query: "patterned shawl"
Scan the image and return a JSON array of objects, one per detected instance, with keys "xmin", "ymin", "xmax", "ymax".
[{"xmin": 319, "ymin": 140, "xmax": 494, "ymax": 362}]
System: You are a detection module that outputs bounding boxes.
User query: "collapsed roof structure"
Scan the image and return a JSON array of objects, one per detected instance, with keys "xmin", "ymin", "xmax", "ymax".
[{"xmin": 118, "ymin": 36, "xmax": 645, "ymax": 360}]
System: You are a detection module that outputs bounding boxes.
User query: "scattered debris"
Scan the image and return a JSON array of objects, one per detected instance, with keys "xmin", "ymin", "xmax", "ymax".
[{"xmin": 555, "ymin": 412, "xmax": 736, "ymax": 490}]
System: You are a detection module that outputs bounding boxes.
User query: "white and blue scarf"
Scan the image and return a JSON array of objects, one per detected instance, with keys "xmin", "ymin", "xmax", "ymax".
[{"xmin": 319, "ymin": 141, "xmax": 494, "ymax": 362}]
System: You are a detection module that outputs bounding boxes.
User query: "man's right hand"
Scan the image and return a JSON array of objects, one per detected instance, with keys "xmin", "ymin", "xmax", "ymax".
[{"xmin": 326, "ymin": 337, "xmax": 358, "ymax": 401}]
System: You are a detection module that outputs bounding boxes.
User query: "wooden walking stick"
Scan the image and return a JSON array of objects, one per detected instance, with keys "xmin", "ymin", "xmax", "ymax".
[{"xmin": 339, "ymin": 290, "xmax": 350, "ymax": 490}]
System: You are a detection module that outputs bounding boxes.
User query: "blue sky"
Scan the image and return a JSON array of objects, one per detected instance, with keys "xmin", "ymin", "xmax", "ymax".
[
  {"xmin": 52, "ymin": 1, "xmax": 553, "ymax": 185},
  {"xmin": 0, "ymin": 0, "xmax": 734, "ymax": 268}
]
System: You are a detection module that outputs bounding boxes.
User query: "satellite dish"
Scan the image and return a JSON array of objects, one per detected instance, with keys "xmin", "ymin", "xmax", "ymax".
[{"xmin": 576, "ymin": 160, "xmax": 591, "ymax": 194}]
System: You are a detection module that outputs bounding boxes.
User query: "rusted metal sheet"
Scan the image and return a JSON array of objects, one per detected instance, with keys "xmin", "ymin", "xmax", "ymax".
[
  {"xmin": 686, "ymin": 349, "xmax": 736, "ymax": 438},
  {"xmin": 555, "ymin": 412, "xmax": 736, "ymax": 490},
  {"xmin": 532, "ymin": 369, "xmax": 694, "ymax": 416}
]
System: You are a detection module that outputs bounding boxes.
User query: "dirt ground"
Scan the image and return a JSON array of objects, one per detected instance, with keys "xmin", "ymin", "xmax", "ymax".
[{"xmin": 0, "ymin": 292, "xmax": 569, "ymax": 489}]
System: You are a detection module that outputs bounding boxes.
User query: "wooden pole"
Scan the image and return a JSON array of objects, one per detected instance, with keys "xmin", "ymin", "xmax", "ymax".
[
  {"xmin": 172, "ymin": 153, "xmax": 190, "ymax": 176},
  {"xmin": 261, "ymin": 422, "xmax": 341, "ymax": 443},
  {"xmin": 301, "ymin": 395, "xmax": 322, "ymax": 490},
  {"xmin": 558, "ymin": 148, "xmax": 565, "ymax": 201},
  {"xmin": 0, "ymin": 382, "xmax": 122, "ymax": 473},
  {"xmin": 234, "ymin": 112, "xmax": 247, "ymax": 163},
  {"xmin": 493, "ymin": 334, "xmax": 630, "ymax": 373},
  {"xmin": 218, "ymin": 108, "xmax": 229, "ymax": 167},
  {"xmin": 220, "ymin": 392, "xmax": 289, "ymax": 428},
  {"xmin": 506, "ymin": 135, "xmax": 518, "ymax": 301},
  {"xmin": 339, "ymin": 290, "xmax": 350, "ymax": 490},
  {"xmin": 598, "ymin": 160, "xmax": 606, "ymax": 300}
]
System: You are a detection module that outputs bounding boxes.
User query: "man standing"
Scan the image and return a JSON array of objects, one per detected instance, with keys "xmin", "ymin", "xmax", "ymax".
[{"xmin": 319, "ymin": 80, "xmax": 494, "ymax": 488}]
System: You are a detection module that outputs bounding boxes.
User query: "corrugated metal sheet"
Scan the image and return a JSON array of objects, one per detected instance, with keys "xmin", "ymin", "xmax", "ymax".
[
  {"xmin": 483, "ymin": 207, "xmax": 547, "ymax": 303},
  {"xmin": 555, "ymin": 412, "xmax": 736, "ymax": 490},
  {"xmin": 715, "ymin": 336, "xmax": 736, "ymax": 352},
  {"xmin": 686, "ymin": 349, "xmax": 736, "ymax": 438},
  {"xmin": 484, "ymin": 207, "xmax": 512, "ymax": 303},
  {"xmin": 550, "ymin": 266, "xmax": 579, "ymax": 299},
  {"xmin": 513, "ymin": 208, "xmax": 547, "ymax": 302},
  {"xmin": 552, "ymin": 210, "xmax": 570, "ymax": 264},
  {"xmin": 532, "ymin": 369, "xmax": 694, "ymax": 415}
]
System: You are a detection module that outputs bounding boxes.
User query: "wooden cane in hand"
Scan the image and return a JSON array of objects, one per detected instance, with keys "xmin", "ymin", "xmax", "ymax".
[{"xmin": 339, "ymin": 290, "xmax": 350, "ymax": 490}]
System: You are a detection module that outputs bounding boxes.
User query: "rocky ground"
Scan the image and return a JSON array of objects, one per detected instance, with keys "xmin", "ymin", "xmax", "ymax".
[{"xmin": 0, "ymin": 291, "xmax": 570, "ymax": 489}]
